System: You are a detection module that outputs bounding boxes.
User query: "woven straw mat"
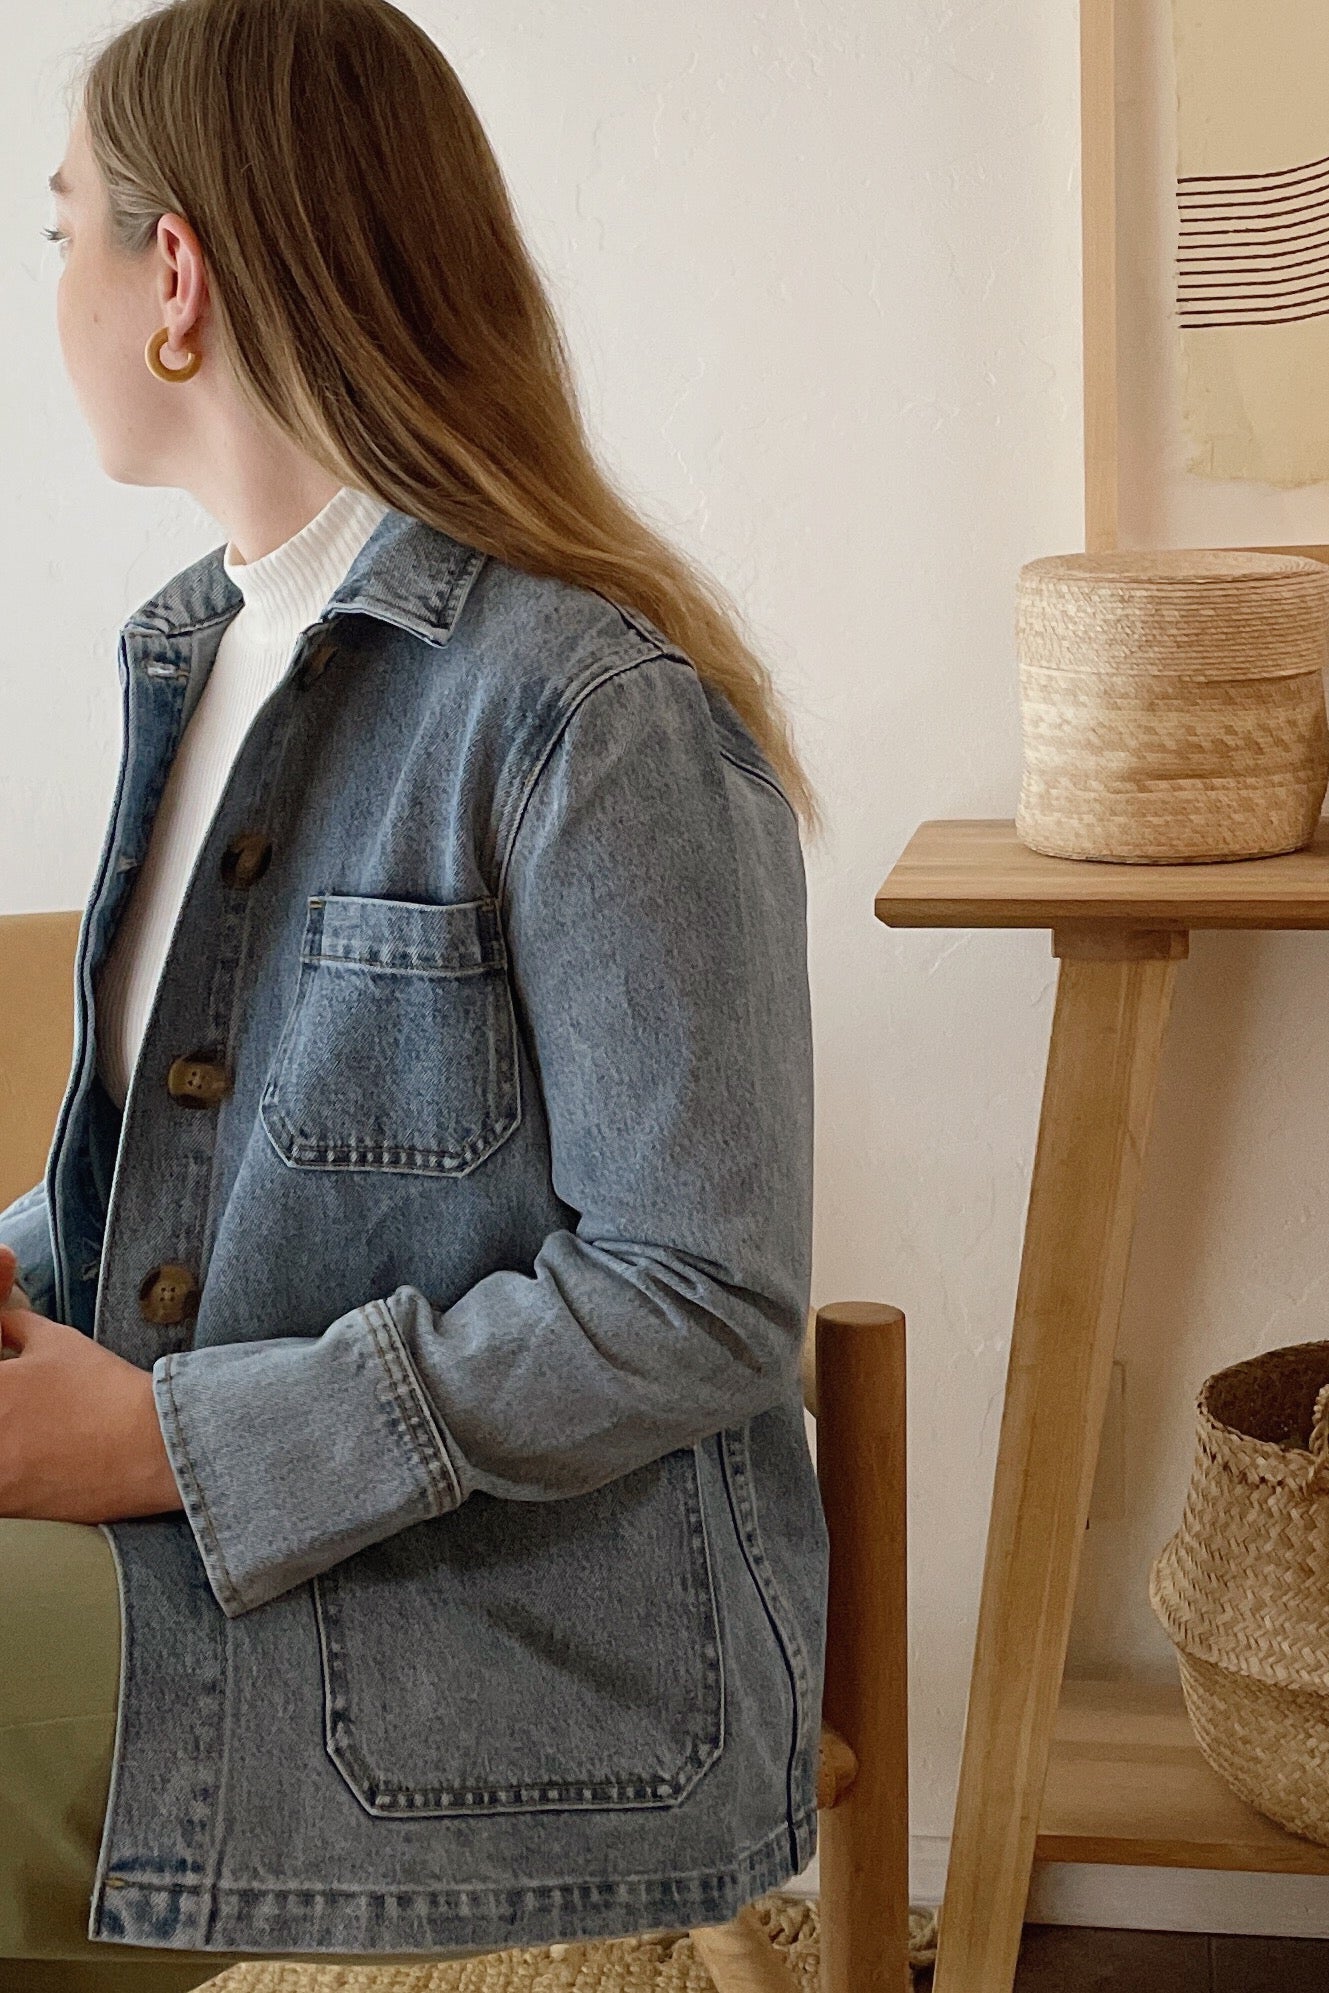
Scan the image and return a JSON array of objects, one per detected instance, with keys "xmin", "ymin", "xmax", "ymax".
[{"xmin": 190, "ymin": 1893, "xmax": 940, "ymax": 1989}]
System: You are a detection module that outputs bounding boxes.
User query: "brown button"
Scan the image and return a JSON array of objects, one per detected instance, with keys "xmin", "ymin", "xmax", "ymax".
[
  {"xmin": 220, "ymin": 832, "xmax": 272, "ymax": 889},
  {"xmin": 167, "ymin": 1053, "xmax": 232, "ymax": 1109},
  {"xmin": 138, "ymin": 1263, "xmax": 201, "ymax": 1327},
  {"xmin": 296, "ymin": 636, "xmax": 338, "ymax": 690}
]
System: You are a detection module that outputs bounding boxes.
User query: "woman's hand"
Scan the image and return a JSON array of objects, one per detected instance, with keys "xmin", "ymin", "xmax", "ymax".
[{"xmin": 0, "ymin": 1242, "xmax": 184, "ymax": 1523}]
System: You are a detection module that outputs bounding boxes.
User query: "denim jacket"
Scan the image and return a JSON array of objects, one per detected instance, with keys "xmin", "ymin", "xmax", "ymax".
[{"xmin": 0, "ymin": 506, "xmax": 827, "ymax": 1958}]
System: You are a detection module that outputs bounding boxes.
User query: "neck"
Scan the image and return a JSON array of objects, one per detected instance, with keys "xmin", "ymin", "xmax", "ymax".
[
  {"xmin": 221, "ymin": 469, "xmax": 348, "ymax": 565},
  {"xmin": 222, "ymin": 485, "xmax": 392, "ymax": 652}
]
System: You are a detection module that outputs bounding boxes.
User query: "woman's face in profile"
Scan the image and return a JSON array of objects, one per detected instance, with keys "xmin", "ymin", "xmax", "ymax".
[{"xmin": 47, "ymin": 107, "xmax": 207, "ymax": 486}]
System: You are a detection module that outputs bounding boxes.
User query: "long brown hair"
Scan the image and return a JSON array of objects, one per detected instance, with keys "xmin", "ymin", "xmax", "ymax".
[{"xmin": 72, "ymin": 0, "xmax": 822, "ymax": 839}]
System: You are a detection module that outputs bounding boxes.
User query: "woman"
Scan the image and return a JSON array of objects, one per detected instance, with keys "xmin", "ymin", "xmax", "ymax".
[{"xmin": 0, "ymin": 0, "xmax": 828, "ymax": 1984}]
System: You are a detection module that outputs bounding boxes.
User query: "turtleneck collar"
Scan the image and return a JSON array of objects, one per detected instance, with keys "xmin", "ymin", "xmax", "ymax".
[{"xmin": 221, "ymin": 485, "xmax": 393, "ymax": 652}]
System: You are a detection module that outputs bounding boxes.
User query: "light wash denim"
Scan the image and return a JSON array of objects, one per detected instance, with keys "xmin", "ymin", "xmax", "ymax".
[{"xmin": 0, "ymin": 506, "xmax": 827, "ymax": 1959}]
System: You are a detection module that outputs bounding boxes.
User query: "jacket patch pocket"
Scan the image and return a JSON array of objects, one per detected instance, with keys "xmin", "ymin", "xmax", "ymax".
[
  {"xmin": 260, "ymin": 893, "xmax": 521, "ymax": 1176},
  {"xmin": 313, "ymin": 1443, "xmax": 725, "ymax": 1815}
]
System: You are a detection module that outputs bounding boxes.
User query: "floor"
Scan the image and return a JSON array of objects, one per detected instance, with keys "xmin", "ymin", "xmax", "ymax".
[{"xmin": 987, "ymin": 1923, "xmax": 1329, "ymax": 1991}]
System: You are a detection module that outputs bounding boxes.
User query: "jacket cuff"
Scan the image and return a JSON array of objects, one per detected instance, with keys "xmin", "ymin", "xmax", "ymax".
[
  {"xmin": 0, "ymin": 1181, "xmax": 57, "ymax": 1321},
  {"xmin": 151, "ymin": 1294, "xmax": 462, "ymax": 1617}
]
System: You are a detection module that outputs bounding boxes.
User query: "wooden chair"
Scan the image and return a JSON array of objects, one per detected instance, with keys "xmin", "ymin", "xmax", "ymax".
[
  {"xmin": 0, "ymin": 910, "xmax": 83, "ymax": 1220},
  {"xmin": 689, "ymin": 1299, "xmax": 911, "ymax": 1993},
  {"xmin": 0, "ymin": 912, "xmax": 914, "ymax": 1992}
]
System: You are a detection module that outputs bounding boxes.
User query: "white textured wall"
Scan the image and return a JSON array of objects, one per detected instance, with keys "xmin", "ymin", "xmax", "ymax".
[{"xmin": 1, "ymin": 0, "xmax": 1191, "ymax": 1902}]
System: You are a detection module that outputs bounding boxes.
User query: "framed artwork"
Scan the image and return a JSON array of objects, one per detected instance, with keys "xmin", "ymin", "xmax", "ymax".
[{"xmin": 1081, "ymin": 0, "xmax": 1329, "ymax": 560}]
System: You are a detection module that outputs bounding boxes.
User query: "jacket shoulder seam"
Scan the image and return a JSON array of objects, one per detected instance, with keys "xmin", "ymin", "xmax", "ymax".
[
  {"xmin": 716, "ymin": 747, "xmax": 799, "ymax": 827},
  {"xmin": 495, "ymin": 646, "xmax": 678, "ymax": 911}
]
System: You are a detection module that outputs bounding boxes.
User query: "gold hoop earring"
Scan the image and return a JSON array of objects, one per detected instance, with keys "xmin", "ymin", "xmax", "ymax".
[{"xmin": 145, "ymin": 326, "xmax": 201, "ymax": 382}]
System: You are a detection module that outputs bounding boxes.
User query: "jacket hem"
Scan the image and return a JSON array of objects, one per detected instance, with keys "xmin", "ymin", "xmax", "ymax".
[{"xmin": 88, "ymin": 1806, "xmax": 817, "ymax": 1954}]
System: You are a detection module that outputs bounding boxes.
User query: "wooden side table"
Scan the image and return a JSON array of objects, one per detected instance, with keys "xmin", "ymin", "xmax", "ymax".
[{"xmin": 875, "ymin": 818, "xmax": 1329, "ymax": 1993}]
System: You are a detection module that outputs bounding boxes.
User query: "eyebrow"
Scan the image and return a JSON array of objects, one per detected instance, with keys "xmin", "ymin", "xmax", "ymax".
[{"xmin": 48, "ymin": 168, "xmax": 69, "ymax": 196}]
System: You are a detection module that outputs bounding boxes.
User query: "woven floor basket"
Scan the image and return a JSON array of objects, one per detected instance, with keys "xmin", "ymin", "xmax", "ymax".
[
  {"xmin": 1015, "ymin": 549, "xmax": 1329, "ymax": 862},
  {"xmin": 1149, "ymin": 1341, "xmax": 1329, "ymax": 1845}
]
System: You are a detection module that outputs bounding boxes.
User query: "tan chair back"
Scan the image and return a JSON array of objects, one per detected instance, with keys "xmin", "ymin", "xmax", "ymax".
[{"xmin": 0, "ymin": 911, "xmax": 81, "ymax": 1209}]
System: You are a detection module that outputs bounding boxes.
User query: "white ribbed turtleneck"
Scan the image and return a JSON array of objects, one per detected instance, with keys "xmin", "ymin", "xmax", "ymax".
[{"xmin": 95, "ymin": 483, "xmax": 392, "ymax": 1112}]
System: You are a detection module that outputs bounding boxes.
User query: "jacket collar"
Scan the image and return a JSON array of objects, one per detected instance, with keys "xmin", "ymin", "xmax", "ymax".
[{"xmin": 122, "ymin": 504, "xmax": 489, "ymax": 649}]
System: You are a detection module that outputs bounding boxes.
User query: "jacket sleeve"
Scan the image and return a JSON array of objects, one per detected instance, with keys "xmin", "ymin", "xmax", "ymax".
[
  {"xmin": 152, "ymin": 650, "xmax": 816, "ymax": 1618},
  {"xmin": 0, "ymin": 1179, "xmax": 53, "ymax": 1316}
]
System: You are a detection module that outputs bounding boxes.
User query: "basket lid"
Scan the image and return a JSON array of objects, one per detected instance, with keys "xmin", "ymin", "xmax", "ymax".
[{"xmin": 1020, "ymin": 549, "xmax": 1329, "ymax": 589}]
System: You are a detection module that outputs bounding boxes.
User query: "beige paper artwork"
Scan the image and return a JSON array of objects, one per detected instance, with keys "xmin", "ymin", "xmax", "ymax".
[{"xmin": 1173, "ymin": 0, "xmax": 1329, "ymax": 484}]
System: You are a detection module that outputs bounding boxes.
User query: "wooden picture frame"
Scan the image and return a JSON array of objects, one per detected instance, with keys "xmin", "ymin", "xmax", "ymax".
[{"xmin": 1079, "ymin": 0, "xmax": 1329, "ymax": 564}]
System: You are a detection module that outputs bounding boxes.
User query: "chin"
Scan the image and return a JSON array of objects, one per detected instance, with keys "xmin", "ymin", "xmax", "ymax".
[{"xmin": 94, "ymin": 446, "xmax": 150, "ymax": 487}]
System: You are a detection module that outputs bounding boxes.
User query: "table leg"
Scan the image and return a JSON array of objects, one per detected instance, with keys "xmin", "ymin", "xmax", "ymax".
[{"xmin": 931, "ymin": 924, "xmax": 1188, "ymax": 1993}]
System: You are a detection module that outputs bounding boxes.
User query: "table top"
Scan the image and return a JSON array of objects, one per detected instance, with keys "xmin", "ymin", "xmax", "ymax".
[{"xmin": 875, "ymin": 819, "xmax": 1329, "ymax": 929}]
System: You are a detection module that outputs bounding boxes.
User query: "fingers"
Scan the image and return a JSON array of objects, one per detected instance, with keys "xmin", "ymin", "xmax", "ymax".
[{"xmin": 0, "ymin": 1246, "xmax": 30, "ymax": 1318}]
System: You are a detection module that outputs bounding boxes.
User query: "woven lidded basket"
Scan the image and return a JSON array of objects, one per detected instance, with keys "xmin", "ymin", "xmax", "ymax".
[
  {"xmin": 1149, "ymin": 1342, "xmax": 1329, "ymax": 1844},
  {"xmin": 1016, "ymin": 550, "xmax": 1329, "ymax": 862}
]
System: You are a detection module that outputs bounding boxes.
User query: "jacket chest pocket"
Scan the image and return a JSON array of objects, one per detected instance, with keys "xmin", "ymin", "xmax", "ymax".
[
  {"xmin": 313, "ymin": 1442, "xmax": 725, "ymax": 1816},
  {"xmin": 260, "ymin": 893, "xmax": 521, "ymax": 1176}
]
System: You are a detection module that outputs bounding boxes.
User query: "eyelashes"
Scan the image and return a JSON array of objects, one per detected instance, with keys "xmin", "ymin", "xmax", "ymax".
[{"xmin": 41, "ymin": 226, "xmax": 67, "ymax": 245}]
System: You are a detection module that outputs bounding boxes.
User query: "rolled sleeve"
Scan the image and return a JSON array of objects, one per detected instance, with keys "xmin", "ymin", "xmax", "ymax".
[
  {"xmin": 153, "ymin": 1296, "xmax": 460, "ymax": 1616},
  {"xmin": 0, "ymin": 1180, "xmax": 55, "ymax": 1319},
  {"xmin": 155, "ymin": 648, "xmax": 815, "ymax": 1618}
]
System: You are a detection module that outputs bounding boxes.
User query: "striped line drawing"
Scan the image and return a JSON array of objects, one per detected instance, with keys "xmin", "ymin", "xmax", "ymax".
[{"xmin": 1178, "ymin": 154, "xmax": 1329, "ymax": 327}]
